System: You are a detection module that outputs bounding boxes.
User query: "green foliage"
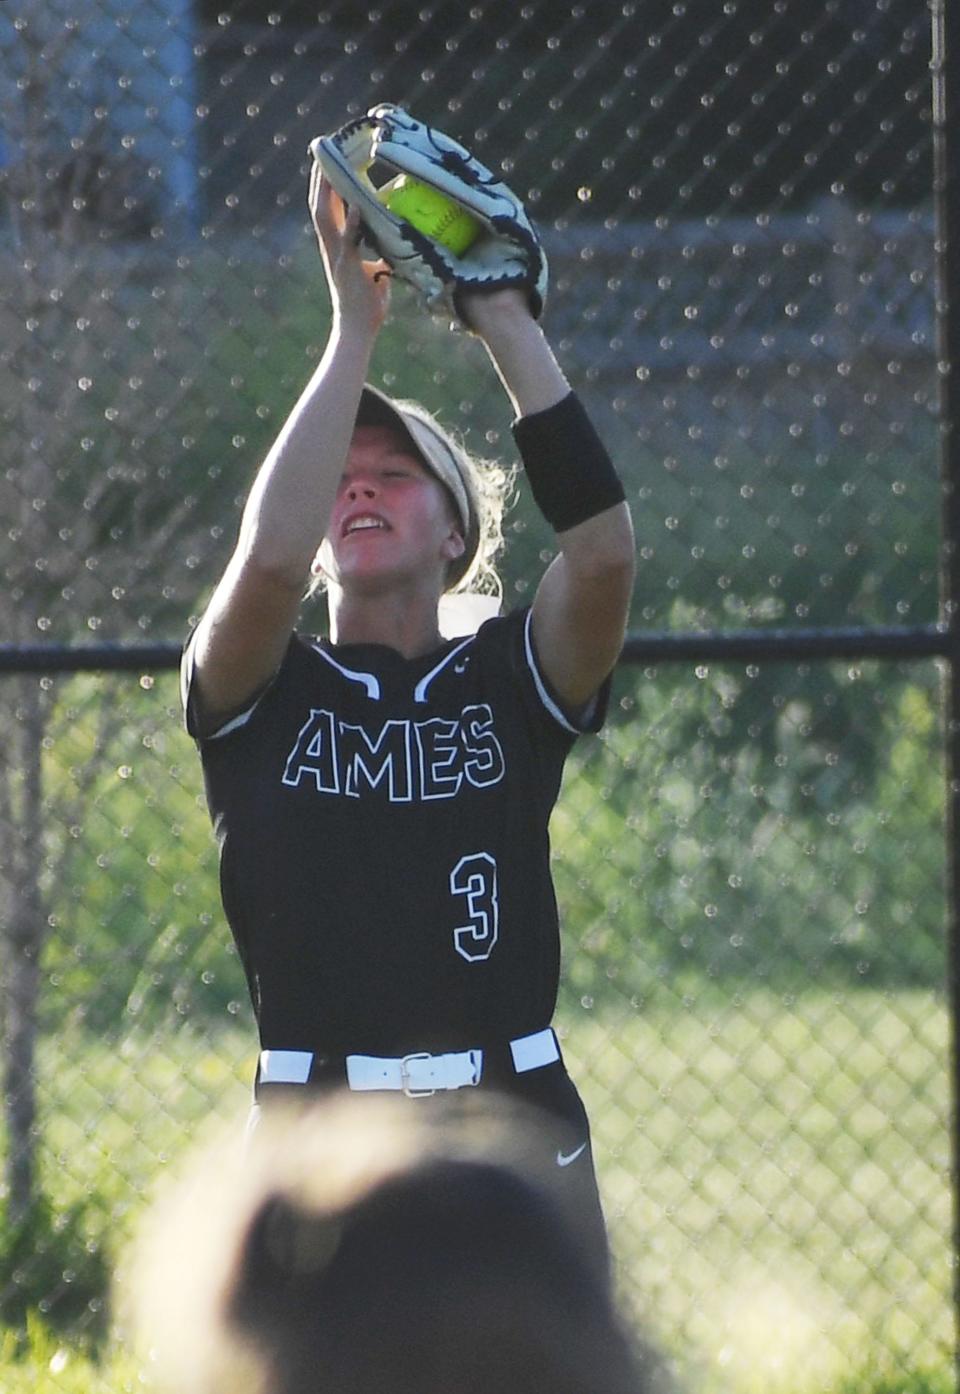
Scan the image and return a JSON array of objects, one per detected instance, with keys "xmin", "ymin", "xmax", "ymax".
[
  {"xmin": 0, "ymin": 1195, "xmax": 111, "ymax": 1347},
  {"xmin": 39, "ymin": 673, "xmax": 243, "ymax": 1034},
  {"xmin": 555, "ymin": 660, "xmax": 945, "ymax": 1014}
]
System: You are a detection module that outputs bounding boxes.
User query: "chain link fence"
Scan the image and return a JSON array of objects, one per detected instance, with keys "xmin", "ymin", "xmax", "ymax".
[{"xmin": 0, "ymin": 1, "xmax": 952, "ymax": 1389}]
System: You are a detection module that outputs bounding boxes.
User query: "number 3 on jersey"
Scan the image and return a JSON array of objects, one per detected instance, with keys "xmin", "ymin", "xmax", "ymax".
[{"xmin": 450, "ymin": 853, "xmax": 499, "ymax": 962}]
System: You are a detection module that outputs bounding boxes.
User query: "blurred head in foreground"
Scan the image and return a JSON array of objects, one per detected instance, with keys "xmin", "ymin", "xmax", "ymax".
[{"xmin": 124, "ymin": 1093, "xmax": 663, "ymax": 1394}]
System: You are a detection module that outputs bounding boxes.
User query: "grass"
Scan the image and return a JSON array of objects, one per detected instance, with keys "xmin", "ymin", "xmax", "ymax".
[
  {"xmin": 0, "ymin": 1317, "xmax": 143, "ymax": 1394},
  {"xmin": 568, "ymin": 990, "xmax": 954, "ymax": 1391},
  {"xmin": 0, "ymin": 987, "xmax": 953, "ymax": 1393}
]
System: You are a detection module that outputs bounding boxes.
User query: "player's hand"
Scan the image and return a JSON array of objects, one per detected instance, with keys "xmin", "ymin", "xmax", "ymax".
[{"xmin": 309, "ymin": 164, "xmax": 391, "ymax": 336}]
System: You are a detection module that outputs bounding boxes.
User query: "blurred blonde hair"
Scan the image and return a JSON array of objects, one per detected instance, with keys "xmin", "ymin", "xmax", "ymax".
[{"xmin": 122, "ymin": 1094, "xmax": 657, "ymax": 1394}]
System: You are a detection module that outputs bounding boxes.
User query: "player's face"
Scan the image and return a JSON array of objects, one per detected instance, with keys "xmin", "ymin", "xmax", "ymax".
[{"xmin": 316, "ymin": 425, "xmax": 465, "ymax": 592}]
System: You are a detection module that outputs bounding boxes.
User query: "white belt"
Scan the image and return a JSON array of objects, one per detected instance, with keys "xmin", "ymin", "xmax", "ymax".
[
  {"xmin": 259, "ymin": 1027, "xmax": 560, "ymax": 1098},
  {"xmin": 347, "ymin": 1049, "xmax": 482, "ymax": 1096}
]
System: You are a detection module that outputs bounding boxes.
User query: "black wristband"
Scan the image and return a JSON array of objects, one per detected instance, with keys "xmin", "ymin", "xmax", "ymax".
[{"xmin": 512, "ymin": 392, "xmax": 626, "ymax": 533}]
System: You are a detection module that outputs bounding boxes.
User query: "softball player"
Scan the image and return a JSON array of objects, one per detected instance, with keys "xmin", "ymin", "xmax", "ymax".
[{"xmin": 181, "ymin": 173, "xmax": 635, "ymax": 1265}]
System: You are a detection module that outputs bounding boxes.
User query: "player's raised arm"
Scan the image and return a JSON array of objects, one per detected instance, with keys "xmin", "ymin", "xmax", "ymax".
[
  {"xmin": 464, "ymin": 289, "xmax": 635, "ymax": 710},
  {"xmin": 188, "ymin": 173, "xmax": 392, "ymax": 729}
]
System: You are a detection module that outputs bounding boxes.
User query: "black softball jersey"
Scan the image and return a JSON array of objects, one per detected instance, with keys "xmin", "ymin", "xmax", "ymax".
[{"xmin": 181, "ymin": 607, "xmax": 608, "ymax": 1064}]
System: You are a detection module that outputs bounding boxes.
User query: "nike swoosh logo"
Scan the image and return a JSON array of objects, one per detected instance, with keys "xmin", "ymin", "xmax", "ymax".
[{"xmin": 556, "ymin": 1142, "xmax": 587, "ymax": 1168}]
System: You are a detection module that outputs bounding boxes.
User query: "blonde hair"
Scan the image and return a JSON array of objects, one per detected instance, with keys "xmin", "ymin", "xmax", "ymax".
[{"xmin": 122, "ymin": 1095, "xmax": 655, "ymax": 1394}]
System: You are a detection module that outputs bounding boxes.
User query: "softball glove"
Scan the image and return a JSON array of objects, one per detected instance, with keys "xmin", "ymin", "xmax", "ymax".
[{"xmin": 309, "ymin": 103, "xmax": 548, "ymax": 324}]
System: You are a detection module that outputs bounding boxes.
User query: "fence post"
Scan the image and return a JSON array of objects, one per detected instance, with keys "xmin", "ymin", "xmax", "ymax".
[{"xmin": 931, "ymin": 0, "xmax": 960, "ymax": 1368}]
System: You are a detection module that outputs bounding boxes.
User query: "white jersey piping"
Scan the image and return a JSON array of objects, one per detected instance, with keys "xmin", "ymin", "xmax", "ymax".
[
  {"xmin": 414, "ymin": 636, "xmax": 474, "ymax": 703},
  {"xmin": 308, "ymin": 641, "xmax": 382, "ymax": 699},
  {"xmin": 522, "ymin": 609, "xmax": 595, "ymax": 735}
]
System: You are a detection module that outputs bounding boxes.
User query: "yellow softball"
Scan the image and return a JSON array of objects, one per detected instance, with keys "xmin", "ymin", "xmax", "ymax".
[{"xmin": 379, "ymin": 174, "xmax": 481, "ymax": 257}]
